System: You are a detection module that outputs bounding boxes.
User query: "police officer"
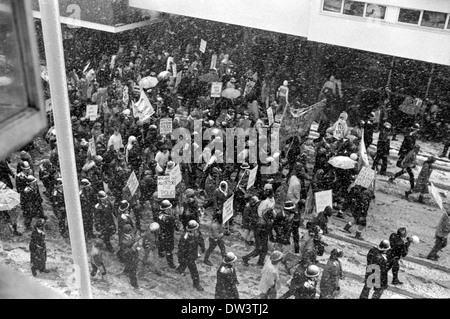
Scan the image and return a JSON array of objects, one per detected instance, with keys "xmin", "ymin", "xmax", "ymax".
[
  {"xmin": 117, "ymin": 200, "xmax": 134, "ymax": 243},
  {"xmin": 372, "ymin": 122, "xmax": 392, "ymax": 175},
  {"xmin": 320, "ymin": 248, "xmax": 344, "ymax": 299},
  {"xmin": 387, "ymin": 227, "xmax": 412, "ymax": 285},
  {"xmin": 79, "ymin": 178, "xmax": 96, "ymax": 239},
  {"xmin": 156, "ymin": 200, "xmax": 179, "ymax": 269},
  {"xmin": 93, "ymin": 191, "xmax": 116, "ymax": 253},
  {"xmin": 177, "ymin": 220, "xmax": 205, "ymax": 291},
  {"xmin": 360, "ymin": 239, "xmax": 390, "ymax": 299}
]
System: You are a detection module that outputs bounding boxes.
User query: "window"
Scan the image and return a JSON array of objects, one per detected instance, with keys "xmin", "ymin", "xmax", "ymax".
[
  {"xmin": 365, "ymin": 4, "xmax": 386, "ymax": 19},
  {"xmin": 323, "ymin": 0, "xmax": 343, "ymax": 13},
  {"xmin": 343, "ymin": 0, "xmax": 365, "ymax": 17},
  {"xmin": 398, "ymin": 8, "xmax": 421, "ymax": 25},
  {"xmin": 421, "ymin": 11, "xmax": 447, "ymax": 29}
]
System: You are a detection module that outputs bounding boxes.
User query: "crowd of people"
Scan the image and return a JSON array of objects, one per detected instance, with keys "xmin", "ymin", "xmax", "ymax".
[{"xmin": 0, "ymin": 15, "xmax": 449, "ymax": 299}]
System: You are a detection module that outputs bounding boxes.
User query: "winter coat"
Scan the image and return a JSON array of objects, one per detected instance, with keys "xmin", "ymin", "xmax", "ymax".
[
  {"xmin": 399, "ymin": 133, "xmax": 416, "ymax": 157},
  {"xmin": 272, "ymin": 211, "xmax": 295, "ymax": 245},
  {"xmin": 242, "ymin": 202, "xmax": 259, "ymax": 230},
  {"xmin": 351, "ymin": 189, "xmax": 372, "ymax": 224},
  {"xmin": 388, "ymin": 233, "xmax": 410, "ymax": 260},
  {"xmin": 401, "ymin": 149, "xmax": 418, "ymax": 168},
  {"xmin": 30, "ymin": 228, "xmax": 47, "ymax": 270},
  {"xmin": 215, "ymin": 263, "xmax": 239, "ymax": 299},
  {"xmin": 21, "ymin": 184, "xmax": 44, "ymax": 217},
  {"xmin": 320, "ymin": 257, "xmax": 342, "ymax": 298},
  {"xmin": 435, "ymin": 213, "xmax": 450, "ymax": 238},
  {"xmin": 93, "ymin": 201, "xmax": 116, "ymax": 236},
  {"xmin": 413, "ymin": 161, "xmax": 433, "ymax": 194},
  {"xmin": 157, "ymin": 211, "xmax": 179, "ymax": 251},
  {"xmin": 177, "ymin": 230, "xmax": 204, "ymax": 263},
  {"xmin": 365, "ymin": 247, "xmax": 389, "ymax": 289}
]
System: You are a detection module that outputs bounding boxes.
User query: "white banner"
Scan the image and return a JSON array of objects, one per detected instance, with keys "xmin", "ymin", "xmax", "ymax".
[
  {"xmin": 157, "ymin": 176, "xmax": 176, "ymax": 198},
  {"xmin": 86, "ymin": 104, "xmax": 98, "ymax": 121},
  {"xmin": 355, "ymin": 166, "xmax": 375, "ymax": 189},
  {"xmin": 246, "ymin": 166, "xmax": 258, "ymax": 190},
  {"xmin": 169, "ymin": 164, "xmax": 182, "ymax": 186},
  {"xmin": 160, "ymin": 118, "xmax": 173, "ymax": 135},
  {"xmin": 314, "ymin": 190, "xmax": 333, "ymax": 214},
  {"xmin": 222, "ymin": 195, "xmax": 234, "ymax": 224},
  {"xmin": 267, "ymin": 107, "xmax": 274, "ymax": 126},
  {"xmin": 429, "ymin": 182, "xmax": 444, "ymax": 211},
  {"xmin": 133, "ymin": 91, "xmax": 155, "ymax": 123},
  {"xmin": 126, "ymin": 171, "xmax": 139, "ymax": 197},
  {"xmin": 211, "ymin": 82, "xmax": 223, "ymax": 98},
  {"xmin": 199, "ymin": 39, "xmax": 207, "ymax": 53},
  {"xmin": 210, "ymin": 54, "xmax": 217, "ymax": 70}
]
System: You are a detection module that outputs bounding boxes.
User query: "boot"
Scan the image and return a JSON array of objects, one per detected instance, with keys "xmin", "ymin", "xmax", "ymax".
[
  {"xmin": 392, "ymin": 278, "xmax": 403, "ymax": 285},
  {"xmin": 203, "ymin": 259, "xmax": 213, "ymax": 266},
  {"xmin": 388, "ymin": 177, "xmax": 395, "ymax": 184},
  {"xmin": 418, "ymin": 194, "xmax": 425, "ymax": 203},
  {"xmin": 355, "ymin": 231, "xmax": 364, "ymax": 240},
  {"xmin": 343, "ymin": 222, "xmax": 352, "ymax": 233}
]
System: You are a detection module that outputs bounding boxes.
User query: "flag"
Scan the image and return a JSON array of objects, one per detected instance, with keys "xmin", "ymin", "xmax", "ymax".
[
  {"xmin": 358, "ymin": 129, "xmax": 370, "ymax": 170},
  {"xmin": 133, "ymin": 91, "xmax": 155, "ymax": 123}
]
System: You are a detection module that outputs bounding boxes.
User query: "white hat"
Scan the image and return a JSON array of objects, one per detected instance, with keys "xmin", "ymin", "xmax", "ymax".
[{"xmin": 283, "ymin": 80, "xmax": 288, "ymax": 86}]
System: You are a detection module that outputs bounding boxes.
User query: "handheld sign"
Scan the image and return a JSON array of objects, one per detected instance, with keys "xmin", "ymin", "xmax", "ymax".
[
  {"xmin": 86, "ymin": 104, "xmax": 98, "ymax": 121},
  {"xmin": 175, "ymin": 71, "xmax": 182, "ymax": 88},
  {"xmin": 169, "ymin": 164, "xmax": 182, "ymax": 186},
  {"xmin": 160, "ymin": 118, "xmax": 173, "ymax": 135},
  {"xmin": 429, "ymin": 182, "xmax": 444, "ymax": 211},
  {"xmin": 314, "ymin": 190, "xmax": 333, "ymax": 214},
  {"xmin": 222, "ymin": 195, "xmax": 234, "ymax": 224},
  {"xmin": 87, "ymin": 138, "xmax": 96, "ymax": 157},
  {"xmin": 267, "ymin": 107, "xmax": 274, "ymax": 126},
  {"xmin": 199, "ymin": 39, "xmax": 207, "ymax": 53},
  {"xmin": 210, "ymin": 54, "xmax": 217, "ymax": 70},
  {"xmin": 157, "ymin": 176, "xmax": 176, "ymax": 198},
  {"xmin": 246, "ymin": 166, "xmax": 258, "ymax": 190},
  {"xmin": 211, "ymin": 82, "xmax": 223, "ymax": 98},
  {"xmin": 126, "ymin": 171, "xmax": 139, "ymax": 197},
  {"xmin": 355, "ymin": 166, "xmax": 375, "ymax": 189}
]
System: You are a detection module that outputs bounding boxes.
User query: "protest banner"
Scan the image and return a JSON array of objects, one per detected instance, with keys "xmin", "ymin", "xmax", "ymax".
[
  {"xmin": 314, "ymin": 190, "xmax": 333, "ymax": 214},
  {"xmin": 210, "ymin": 54, "xmax": 217, "ymax": 70},
  {"xmin": 133, "ymin": 91, "xmax": 155, "ymax": 123},
  {"xmin": 243, "ymin": 80, "xmax": 256, "ymax": 97},
  {"xmin": 175, "ymin": 71, "xmax": 182, "ymax": 88},
  {"xmin": 211, "ymin": 82, "xmax": 223, "ymax": 98},
  {"xmin": 160, "ymin": 118, "xmax": 173, "ymax": 135},
  {"xmin": 126, "ymin": 171, "xmax": 139, "ymax": 197},
  {"xmin": 267, "ymin": 107, "xmax": 274, "ymax": 126},
  {"xmin": 222, "ymin": 195, "xmax": 234, "ymax": 224},
  {"xmin": 246, "ymin": 166, "xmax": 258, "ymax": 190},
  {"xmin": 87, "ymin": 138, "xmax": 96, "ymax": 157},
  {"xmin": 333, "ymin": 119, "xmax": 346, "ymax": 139},
  {"xmin": 157, "ymin": 176, "xmax": 176, "ymax": 199},
  {"xmin": 429, "ymin": 182, "xmax": 444, "ymax": 211},
  {"xmin": 86, "ymin": 104, "xmax": 98, "ymax": 121},
  {"xmin": 199, "ymin": 39, "xmax": 207, "ymax": 53},
  {"xmin": 169, "ymin": 164, "xmax": 182, "ymax": 186},
  {"xmin": 280, "ymin": 100, "xmax": 325, "ymax": 144},
  {"xmin": 355, "ymin": 166, "xmax": 375, "ymax": 189}
]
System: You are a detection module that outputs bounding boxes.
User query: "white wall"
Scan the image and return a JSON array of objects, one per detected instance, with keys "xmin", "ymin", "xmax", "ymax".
[{"xmin": 130, "ymin": 0, "xmax": 450, "ymax": 65}]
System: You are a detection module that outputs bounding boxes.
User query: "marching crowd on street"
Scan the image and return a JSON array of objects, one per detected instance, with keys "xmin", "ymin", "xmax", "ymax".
[{"xmin": 0, "ymin": 16, "xmax": 449, "ymax": 299}]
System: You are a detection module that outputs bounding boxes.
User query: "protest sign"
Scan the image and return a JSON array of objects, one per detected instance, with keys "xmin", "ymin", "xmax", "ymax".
[
  {"xmin": 267, "ymin": 107, "xmax": 274, "ymax": 126},
  {"xmin": 280, "ymin": 100, "xmax": 325, "ymax": 144},
  {"xmin": 358, "ymin": 129, "xmax": 370, "ymax": 169},
  {"xmin": 211, "ymin": 82, "xmax": 223, "ymax": 98},
  {"xmin": 160, "ymin": 118, "xmax": 173, "ymax": 135},
  {"xmin": 157, "ymin": 176, "xmax": 176, "ymax": 198},
  {"xmin": 86, "ymin": 104, "xmax": 98, "ymax": 121},
  {"xmin": 429, "ymin": 182, "xmax": 444, "ymax": 211},
  {"xmin": 333, "ymin": 119, "xmax": 346, "ymax": 139},
  {"xmin": 355, "ymin": 166, "xmax": 375, "ymax": 189},
  {"xmin": 126, "ymin": 171, "xmax": 139, "ymax": 197},
  {"xmin": 175, "ymin": 71, "xmax": 182, "ymax": 88},
  {"xmin": 247, "ymin": 166, "xmax": 258, "ymax": 190},
  {"xmin": 166, "ymin": 57, "xmax": 174, "ymax": 72},
  {"xmin": 169, "ymin": 164, "xmax": 182, "ymax": 186},
  {"xmin": 87, "ymin": 138, "xmax": 96, "ymax": 157},
  {"xmin": 210, "ymin": 54, "xmax": 217, "ymax": 70},
  {"xmin": 199, "ymin": 39, "xmax": 207, "ymax": 53},
  {"xmin": 314, "ymin": 190, "xmax": 333, "ymax": 214},
  {"xmin": 133, "ymin": 91, "xmax": 155, "ymax": 123},
  {"xmin": 243, "ymin": 80, "xmax": 256, "ymax": 97},
  {"xmin": 222, "ymin": 195, "xmax": 234, "ymax": 224}
]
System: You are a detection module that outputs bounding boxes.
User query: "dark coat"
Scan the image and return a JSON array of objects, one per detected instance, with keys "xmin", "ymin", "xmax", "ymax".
[
  {"xmin": 177, "ymin": 230, "xmax": 204, "ymax": 263},
  {"xmin": 29, "ymin": 228, "xmax": 47, "ymax": 270},
  {"xmin": 21, "ymin": 184, "xmax": 44, "ymax": 217},
  {"xmin": 94, "ymin": 201, "xmax": 116, "ymax": 236},
  {"xmin": 388, "ymin": 233, "xmax": 410, "ymax": 259},
  {"xmin": 215, "ymin": 263, "xmax": 239, "ymax": 299},
  {"xmin": 0, "ymin": 160, "xmax": 14, "ymax": 189},
  {"xmin": 398, "ymin": 133, "xmax": 416, "ymax": 157},
  {"xmin": 157, "ymin": 211, "xmax": 179, "ymax": 251},
  {"xmin": 365, "ymin": 247, "xmax": 389, "ymax": 289},
  {"xmin": 272, "ymin": 211, "xmax": 295, "ymax": 245}
]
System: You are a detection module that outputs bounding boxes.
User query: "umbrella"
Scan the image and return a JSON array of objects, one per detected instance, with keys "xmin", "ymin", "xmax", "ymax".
[
  {"xmin": 140, "ymin": 76, "xmax": 159, "ymax": 89},
  {"xmin": 157, "ymin": 71, "xmax": 172, "ymax": 81},
  {"xmin": 198, "ymin": 73, "xmax": 219, "ymax": 84},
  {"xmin": 0, "ymin": 187, "xmax": 20, "ymax": 211},
  {"xmin": 221, "ymin": 88, "xmax": 241, "ymax": 100},
  {"xmin": 328, "ymin": 156, "xmax": 356, "ymax": 170}
]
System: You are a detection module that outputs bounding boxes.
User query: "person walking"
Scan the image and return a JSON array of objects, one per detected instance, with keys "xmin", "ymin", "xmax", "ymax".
[
  {"xmin": 22, "ymin": 175, "xmax": 47, "ymax": 233},
  {"xmin": 215, "ymin": 252, "xmax": 240, "ymax": 299},
  {"xmin": 242, "ymin": 196, "xmax": 259, "ymax": 246},
  {"xmin": 372, "ymin": 122, "xmax": 392, "ymax": 175},
  {"xmin": 406, "ymin": 155, "xmax": 436, "ymax": 202},
  {"xmin": 258, "ymin": 250, "xmax": 283, "ymax": 299},
  {"xmin": 242, "ymin": 209, "xmax": 274, "ymax": 267},
  {"xmin": 176, "ymin": 220, "xmax": 205, "ymax": 292},
  {"xmin": 93, "ymin": 191, "xmax": 116, "ymax": 253},
  {"xmin": 427, "ymin": 210, "xmax": 450, "ymax": 261},
  {"xmin": 387, "ymin": 228, "xmax": 412, "ymax": 285},
  {"xmin": 79, "ymin": 178, "xmax": 96, "ymax": 239},
  {"xmin": 29, "ymin": 219, "xmax": 50, "ymax": 277},
  {"xmin": 203, "ymin": 211, "xmax": 227, "ymax": 266},
  {"xmin": 319, "ymin": 248, "xmax": 344, "ymax": 299},
  {"xmin": 89, "ymin": 239, "xmax": 107, "ymax": 279},
  {"xmin": 117, "ymin": 224, "xmax": 140, "ymax": 289},
  {"xmin": 396, "ymin": 124, "xmax": 419, "ymax": 167},
  {"xmin": 156, "ymin": 200, "xmax": 179, "ymax": 269},
  {"xmin": 389, "ymin": 145, "xmax": 420, "ymax": 194},
  {"xmin": 359, "ymin": 239, "xmax": 390, "ymax": 299},
  {"xmin": 343, "ymin": 186, "xmax": 372, "ymax": 240},
  {"xmin": 291, "ymin": 264, "xmax": 320, "ymax": 299}
]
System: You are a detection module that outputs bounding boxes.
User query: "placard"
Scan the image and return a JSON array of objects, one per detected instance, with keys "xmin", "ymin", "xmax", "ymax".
[
  {"xmin": 222, "ymin": 195, "xmax": 234, "ymax": 224},
  {"xmin": 267, "ymin": 107, "xmax": 274, "ymax": 126},
  {"xmin": 88, "ymin": 137, "xmax": 96, "ymax": 157},
  {"xmin": 86, "ymin": 104, "xmax": 98, "ymax": 121},
  {"xmin": 211, "ymin": 82, "xmax": 223, "ymax": 98},
  {"xmin": 160, "ymin": 118, "xmax": 173, "ymax": 135},
  {"xmin": 157, "ymin": 176, "xmax": 175, "ymax": 198},
  {"xmin": 429, "ymin": 182, "xmax": 443, "ymax": 211},
  {"xmin": 354, "ymin": 166, "xmax": 375, "ymax": 189},
  {"xmin": 126, "ymin": 171, "xmax": 139, "ymax": 197},
  {"xmin": 175, "ymin": 71, "xmax": 182, "ymax": 88},
  {"xmin": 169, "ymin": 164, "xmax": 182, "ymax": 186},
  {"xmin": 199, "ymin": 39, "xmax": 207, "ymax": 53},
  {"xmin": 314, "ymin": 190, "xmax": 333, "ymax": 214},
  {"xmin": 210, "ymin": 54, "xmax": 217, "ymax": 70},
  {"xmin": 246, "ymin": 166, "xmax": 258, "ymax": 190}
]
